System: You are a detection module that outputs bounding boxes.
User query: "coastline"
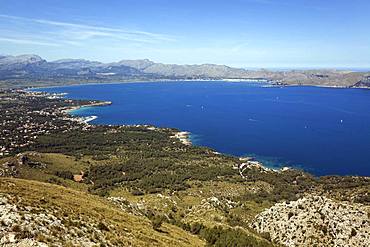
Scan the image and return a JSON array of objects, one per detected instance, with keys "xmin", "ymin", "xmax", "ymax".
[
  {"xmin": 21, "ymin": 76, "xmax": 370, "ymax": 93},
  {"xmin": 30, "ymin": 82, "xmax": 370, "ymax": 177},
  {"xmin": 29, "ymin": 88, "xmax": 195, "ymax": 146},
  {"xmin": 62, "ymin": 101, "xmax": 112, "ymax": 114},
  {"xmin": 274, "ymin": 83, "xmax": 370, "ymax": 90},
  {"xmin": 24, "ymin": 89, "xmax": 112, "ymax": 126},
  {"xmin": 16, "ymin": 88, "xmax": 370, "ymax": 178},
  {"xmin": 3, "ymin": 81, "xmax": 370, "ymax": 247},
  {"xmin": 171, "ymin": 131, "xmax": 192, "ymax": 145},
  {"xmin": 26, "ymin": 78, "xmax": 269, "ymax": 91},
  {"xmin": 61, "ymin": 101, "xmax": 112, "ymax": 126},
  {"xmin": 82, "ymin": 115, "xmax": 98, "ymax": 123}
]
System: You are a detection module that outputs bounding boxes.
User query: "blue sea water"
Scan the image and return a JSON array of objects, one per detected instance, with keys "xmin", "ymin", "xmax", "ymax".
[{"xmin": 34, "ymin": 81, "xmax": 370, "ymax": 176}]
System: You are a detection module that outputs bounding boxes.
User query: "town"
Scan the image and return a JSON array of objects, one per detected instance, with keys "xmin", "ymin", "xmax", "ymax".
[{"xmin": 0, "ymin": 89, "xmax": 105, "ymax": 157}]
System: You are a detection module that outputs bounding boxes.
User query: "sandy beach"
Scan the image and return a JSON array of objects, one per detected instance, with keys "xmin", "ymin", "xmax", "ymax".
[
  {"xmin": 62, "ymin": 101, "xmax": 112, "ymax": 114},
  {"xmin": 172, "ymin": 131, "xmax": 192, "ymax": 145}
]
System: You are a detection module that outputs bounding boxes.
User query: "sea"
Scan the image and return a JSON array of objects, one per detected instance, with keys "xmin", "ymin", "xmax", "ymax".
[{"xmin": 34, "ymin": 81, "xmax": 370, "ymax": 176}]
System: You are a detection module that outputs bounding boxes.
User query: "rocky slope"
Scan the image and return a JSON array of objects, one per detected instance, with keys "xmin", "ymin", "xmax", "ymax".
[
  {"xmin": 251, "ymin": 195, "xmax": 370, "ymax": 247},
  {"xmin": 0, "ymin": 178, "xmax": 205, "ymax": 247},
  {"xmin": 352, "ymin": 75, "xmax": 370, "ymax": 88}
]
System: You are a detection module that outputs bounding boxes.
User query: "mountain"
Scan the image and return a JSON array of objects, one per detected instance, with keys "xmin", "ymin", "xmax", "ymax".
[
  {"xmin": 0, "ymin": 55, "xmax": 48, "ymax": 84},
  {"xmin": 0, "ymin": 54, "xmax": 369, "ymax": 88},
  {"xmin": 141, "ymin": 63, "xmax": 249, "ymax": 78},
  {"xmin": 49, "ymin": 59, "xmax": 102, "ymax": 69},
  {"xmin": 0, "ymin": 54, "xmax": 46, "ymax": 72},
  {"xmin": 114, "ymin": 59, "xmax": 155, "ymax": 70},
  {"xmin": 0, "ymin": 54, "xmax": 45, "ymax": 67}
]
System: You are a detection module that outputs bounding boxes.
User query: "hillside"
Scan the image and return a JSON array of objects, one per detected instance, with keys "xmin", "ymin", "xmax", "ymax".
[
  {"xmin": 0, "ymin": 178, "xmax": 205, "ymax": 246},
  {"xmin": 0, "ymin": 54, "xmax": 369, "ymax": 89}
]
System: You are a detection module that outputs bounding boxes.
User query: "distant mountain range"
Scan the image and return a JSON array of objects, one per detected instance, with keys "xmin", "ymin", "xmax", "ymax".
[{"xmin": 0, "ymin": 54, "xmax": 369, "ymax": 88}]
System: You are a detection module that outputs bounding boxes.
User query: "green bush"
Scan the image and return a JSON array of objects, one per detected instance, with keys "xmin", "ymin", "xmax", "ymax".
[
  {"xmin": 200, "ymin": 226, "xmax": 273, "ymax": 247},
  {"xmin": 55, "ymin": 170, "xmax": 73, "ymax": 180}
]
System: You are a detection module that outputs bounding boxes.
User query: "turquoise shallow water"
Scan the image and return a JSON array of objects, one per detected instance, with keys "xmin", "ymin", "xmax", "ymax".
[{"xmin": 35, "ymin": 81, "xmax": 370, "ymax": 176}]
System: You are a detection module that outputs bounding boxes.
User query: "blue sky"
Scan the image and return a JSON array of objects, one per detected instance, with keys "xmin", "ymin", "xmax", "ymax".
[{"xmin": 0, "ymin": 0, "xmax": 369, "ymax": 68}]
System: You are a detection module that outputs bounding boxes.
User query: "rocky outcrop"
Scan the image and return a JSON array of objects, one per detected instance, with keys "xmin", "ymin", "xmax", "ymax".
[
  {"xmin": 0, "ymin": 154, "xmax": 47, "ymax": 178},
  {"xmin": 0, "ymin": 194, "xmax": 108, "ymax": 246},
  {"xmin": 251, "ymin": 195, "xmax": 370, "ymax": 247},
  {"xmin": 108, "ymin": 197, "xmax": 147, "ymax": 216},
  {"xmin": 0, "ymin": 162, "xmax": 18, "ymax": 177},
  {"xmin": 352, "ymin": 75, "xmax": 370, "ymax": 88}
]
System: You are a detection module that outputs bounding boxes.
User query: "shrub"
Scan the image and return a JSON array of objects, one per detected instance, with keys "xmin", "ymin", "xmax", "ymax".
[
  {"xmin": 97, "ymin": 222, "xmax": 109, "ymax": 231},
  {"xmin": 47, "ymin": 177, "xmax": 64, "ymax": 185},
  {"xmin": 190, "ymin": 222, "xmax": 205, "ymax": 234},
  {"xmin": 200, "ymin": 226, "xmax": 273, "ymax": 247},
  {"xmin": 131, "ymin": 189, "xmax": 144, "ymax": 196},
  {"xmin": 151, "ymin": 215, "xmax": 164, "ymax": 231},
  {"xmin": 55, "ymin": 170, "xmax": 73, "ymax": 180}
]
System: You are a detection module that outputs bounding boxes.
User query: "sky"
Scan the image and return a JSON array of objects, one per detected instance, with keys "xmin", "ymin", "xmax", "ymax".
[{"xmin": 0, "ymin": 0, "xmax": 369, "ymax": 68}]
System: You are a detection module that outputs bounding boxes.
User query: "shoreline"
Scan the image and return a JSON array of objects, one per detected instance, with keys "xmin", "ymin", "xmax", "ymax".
[
  {"xmin": 61, "ymin": 101, "xmax": 112, "ymax": 126},
  {"xmin": 30, "ymin": 84, "xmax": 369, "ymax": 177},
  {"xmin": 23, "ymin": 89, "xmax": 112, "ymax": 126},
  {"xmin": 274, "ymin": 83, "xmax": 370, "ymax": 90},
  {"xmin": 26, "ymin": 79, "xmax": 269, "ymax": 91},
  {"xmin": 57, "ymin": 95, "xmax": 194, "ymax": 146},
  {"xmin": 171, "ymin": 131, "xmax": 192, "ymax": 145},
  {"xmin": 19, "ymin": 89, "xmax": 370, "ymax": 178},
  {"xmin": 25, "ymin": 79, "xmax": 370, "ymax": 91},
  {"xmin": 62, "ymin": 101, "xmax": 112, "ymax": 114}
]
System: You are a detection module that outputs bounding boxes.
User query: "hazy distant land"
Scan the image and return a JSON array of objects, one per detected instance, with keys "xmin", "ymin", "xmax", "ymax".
[{"xmin": 1, "ymin": 54, "xmax": 369, "ymax": 89}]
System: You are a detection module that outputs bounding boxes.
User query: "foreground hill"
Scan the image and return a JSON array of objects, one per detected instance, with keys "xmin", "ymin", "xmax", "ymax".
[
  {"xmin": 0, "ymin": 54, "xmax": 369, "ymax": 88},
  {"xmin": 0, "ymin": 178, "xmax": 205, "ymax": 246}
]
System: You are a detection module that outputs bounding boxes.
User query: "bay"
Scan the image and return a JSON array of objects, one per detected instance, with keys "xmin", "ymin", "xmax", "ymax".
[{"xmin": 35, "ymin": 81, "xmax": 370, "ymax": 176}]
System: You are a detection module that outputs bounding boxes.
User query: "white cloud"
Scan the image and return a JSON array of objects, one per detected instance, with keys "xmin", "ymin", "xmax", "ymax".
[
  {"xmin": 0, "ymin": 14, "xmax": 176, "ymax": 46},
  {"xmin": 0, "ymin": 37, "xmax": 61, "ymax": 46}
]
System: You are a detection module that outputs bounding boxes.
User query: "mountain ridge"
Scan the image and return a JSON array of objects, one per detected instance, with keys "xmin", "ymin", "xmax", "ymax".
[{"xmin": 0, "ymin": 54, "xmax": 369, "ymax": 89}]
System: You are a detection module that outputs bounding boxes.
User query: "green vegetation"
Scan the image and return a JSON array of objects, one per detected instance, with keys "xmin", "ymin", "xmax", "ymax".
[
  {"xmin": 27, "ymin": 126, "xmax": 237, "ymax": 196},
  {"xmin": 200, "ymin": 226, "xmax": 273, "ymax": 247}
]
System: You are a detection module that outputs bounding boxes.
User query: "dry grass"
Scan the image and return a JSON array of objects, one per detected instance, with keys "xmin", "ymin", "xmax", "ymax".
[{"xmin": 0, "ymin": 178, "xmax": 205, "ymax": 246}]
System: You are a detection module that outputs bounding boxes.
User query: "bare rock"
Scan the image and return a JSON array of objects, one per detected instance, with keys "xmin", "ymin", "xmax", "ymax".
[{"xmin": 251, "ymin": 195, "xmax": 370, "ymax": 247}]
